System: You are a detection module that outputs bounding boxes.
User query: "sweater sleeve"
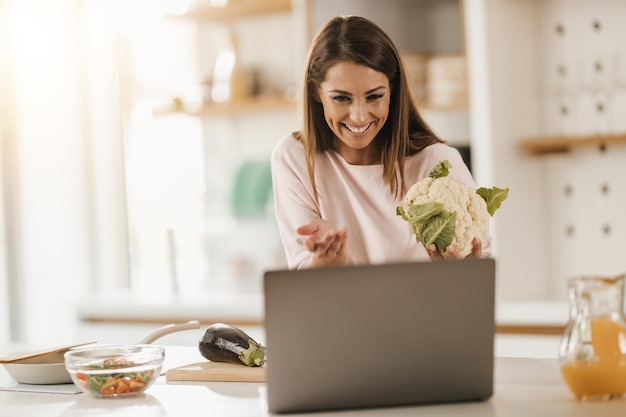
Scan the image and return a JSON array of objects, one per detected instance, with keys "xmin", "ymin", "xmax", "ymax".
[{"xmin": 270, "ymin": 134, "xmax": 319, "ymax": 269}]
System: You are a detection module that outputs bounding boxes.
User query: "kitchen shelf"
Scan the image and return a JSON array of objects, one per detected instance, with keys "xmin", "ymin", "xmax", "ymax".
[
  {"xmin": 419, "ymin": 103, "xmax": 468, "ymax": 112},
  {"xmin": 154, "ymin": 95, "xmax": 296, "ymax": 117},
  {"xmin": 519, "ymin": 133, "xmax": 626, "ymax": 156},
  {"xmin": 178, "ymin": 0, "xmax": 292, "ymax": 21}
]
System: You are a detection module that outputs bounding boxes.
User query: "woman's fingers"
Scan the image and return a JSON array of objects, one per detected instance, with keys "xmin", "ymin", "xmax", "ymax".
[
  {"xmin": 428, "ymin": 238, "xmax": 483, "ymax": 260},
  {"xmin": 324, "ymin": 230, "xmax": 345, "ymax": 257},
  {"xmin": 310, "ymin": 228, "xmax": 346, "ymax": 258},
  {"xmin": 296, "ymin": 221, "xmax": 347, "ymax": 267},
  {"xmin": 296, "ymin": 222, "xmax": 320, "ymax": 236},
  {"xmin": 297, "ymin": 222, "xmax": 347, "ymax": 268},
  {"xmin": 471, "ymin": 238, "xmax": 482, "ymax": 258},
  {"xmin": 429, "ymin": 248, "xmax": 442, "ymax": 260},
  {"xmin": 315, "ymin": 231, "xmax": 338, "ymax": 256}
]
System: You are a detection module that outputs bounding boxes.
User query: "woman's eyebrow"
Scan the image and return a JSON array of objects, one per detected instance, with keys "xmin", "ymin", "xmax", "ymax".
[
  {"xmin": 329, "ymin": 89, "xmax": 351, "ymax": 95},
  {"xmin": 365, "ymin": 86, "xmax": 386, "ymax": 94},
  {"xmin": 328, "ymin": 86, "xmax": 386, "ymax": 95}
]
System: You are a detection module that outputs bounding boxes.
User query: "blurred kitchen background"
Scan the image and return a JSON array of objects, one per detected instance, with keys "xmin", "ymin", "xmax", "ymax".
[{"xmin": 1, "ymin": 0, "xmax": 626, "ymax": 357}]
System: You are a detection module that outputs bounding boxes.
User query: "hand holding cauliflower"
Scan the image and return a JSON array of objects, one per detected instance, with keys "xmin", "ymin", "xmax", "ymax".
[{"xmin": 396, "ymin": 160, "xmax": 509, "ymax": 259}]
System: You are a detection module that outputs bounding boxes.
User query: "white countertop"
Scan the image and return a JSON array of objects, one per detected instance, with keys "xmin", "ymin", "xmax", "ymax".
[{"xmin": 1, "ymin": 346, "xmax": 625, "ymax": 416}]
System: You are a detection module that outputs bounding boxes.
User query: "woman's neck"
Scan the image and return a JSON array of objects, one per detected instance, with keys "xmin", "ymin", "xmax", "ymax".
[{"xmin": 331, "ymin": 138, "xmax": 381, "ymax": 165}]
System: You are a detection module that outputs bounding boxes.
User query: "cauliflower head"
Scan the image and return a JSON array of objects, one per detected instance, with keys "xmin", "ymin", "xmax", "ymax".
[{"xmin": 396, "ymin": 160, "xmax": 508, "ymax": 259}]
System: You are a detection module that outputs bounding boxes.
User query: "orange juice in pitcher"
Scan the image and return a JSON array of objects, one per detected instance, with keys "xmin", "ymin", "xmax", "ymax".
[{"xmin": 559, "ymin": 275, "xmax": 626, "ymax": 400}]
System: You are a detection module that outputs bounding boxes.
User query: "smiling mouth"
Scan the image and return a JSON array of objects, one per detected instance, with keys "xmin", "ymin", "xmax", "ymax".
[{"xmin": 343, "ymin": 122, "xmax": 372, "ymax": 134}]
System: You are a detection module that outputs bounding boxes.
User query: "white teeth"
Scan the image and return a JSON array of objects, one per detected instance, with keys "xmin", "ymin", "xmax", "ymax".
[{"xmin": 346, "ymin": 123, "xmax": 370, "ymax": 133}]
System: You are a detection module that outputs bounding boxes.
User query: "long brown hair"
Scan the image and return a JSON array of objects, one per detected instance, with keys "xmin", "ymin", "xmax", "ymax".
[{"xmin": 296, "ymin": 15, "xmax": 443, "ymax": 200}]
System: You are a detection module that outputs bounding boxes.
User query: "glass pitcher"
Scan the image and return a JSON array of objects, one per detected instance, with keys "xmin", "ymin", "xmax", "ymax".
[{"xmin": 559, "ymin": 274, "xmax": 626, "ymax": 400}]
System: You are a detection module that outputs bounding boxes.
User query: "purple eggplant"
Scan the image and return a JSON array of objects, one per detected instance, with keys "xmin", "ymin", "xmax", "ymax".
[{"xmin": 198, "ymin": 323, "xmax": 265, "ymax": 367}]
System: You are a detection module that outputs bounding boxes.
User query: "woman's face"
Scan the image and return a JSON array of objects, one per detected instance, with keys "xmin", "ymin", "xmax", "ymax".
[{"xmin": 317, "ymin": 61, "xmax": 390, "ymax": 165}]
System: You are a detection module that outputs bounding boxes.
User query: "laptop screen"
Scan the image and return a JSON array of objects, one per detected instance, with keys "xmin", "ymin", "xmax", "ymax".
[{"xmin": 263, "ymin": 258, "xmax": 496, "ymax": 414}]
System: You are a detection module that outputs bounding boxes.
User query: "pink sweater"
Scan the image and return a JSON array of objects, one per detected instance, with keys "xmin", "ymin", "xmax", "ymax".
[{"xmin": 270, "ymin": 134, "xmax": 492, "ymax": 269}]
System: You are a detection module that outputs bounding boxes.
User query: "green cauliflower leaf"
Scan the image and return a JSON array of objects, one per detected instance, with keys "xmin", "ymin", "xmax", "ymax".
[
  {"xmin": 428, "ymin": 160, "xmax": 451, "ymax": 179},
  {"xmin": 420, "ymin": 211, "xmax": 457, "ymax": 252},
  {"xmin": 476, "ymin": 186, "xmax": 510, "ymax": 216},
  {"xmin": 397, "ymin": 202, "xmax": 456, "ymax": 253},
  {"xmin": 397, "ymin": 201, "xmax": 445, "ymax": 227}
]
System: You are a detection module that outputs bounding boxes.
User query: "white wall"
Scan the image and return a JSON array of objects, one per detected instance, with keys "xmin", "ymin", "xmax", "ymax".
[
  {"xmin": 2, "ymin": 0, "xmax": 131, "ymax": 344},
  {"xmin": 7, "ymin": 0, "xmax": 94, "ymax": 344},
  {"xmin": 0, "ymin": 141, "xmax": 9, "ymax": 343},
  {"xmin": 537, "ymin": 0, "xmax": 626, "ymax": 297},
  {"xmin": 465, "ymin": 0, "xmax": 548, "ymax": 301},
  {"xmin": 466, "ymin": 0, "xmax": 626, "ymax": 302},
  {"xmin": 0, "ymin": 0, "xmax": 12, "ymax": 342}
]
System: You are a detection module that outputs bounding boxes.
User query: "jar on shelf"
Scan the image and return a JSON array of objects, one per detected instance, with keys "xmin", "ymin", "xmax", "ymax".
[{"xmin": 559, "ymin": 274, "xmax": 626, "ymax": 400}]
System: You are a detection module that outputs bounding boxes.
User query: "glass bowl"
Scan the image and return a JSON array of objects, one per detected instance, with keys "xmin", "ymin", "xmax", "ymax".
[{"xmin": 64, "ymin": 345, "xmax": 164, "ymax": 398}]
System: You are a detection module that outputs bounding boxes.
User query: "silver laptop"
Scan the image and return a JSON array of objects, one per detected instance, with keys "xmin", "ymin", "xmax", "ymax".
[{"xmin": 263, "ymin": 258, "xmax": 496, "ymax": 414}]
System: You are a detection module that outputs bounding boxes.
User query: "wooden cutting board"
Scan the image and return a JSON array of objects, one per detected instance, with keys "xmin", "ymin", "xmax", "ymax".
[{"xmin": 166, "ymin": 361, "xmax": 266, "ymax": 383}]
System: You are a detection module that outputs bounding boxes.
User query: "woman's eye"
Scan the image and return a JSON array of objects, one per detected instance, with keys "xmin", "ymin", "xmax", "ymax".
[
  {"xmin": 367, "ymin": 94, "xmax": 384, "ymax": 101},
  {"xmin": 332, "ymin": 95, "xmax": 351, "ymax": 103}
]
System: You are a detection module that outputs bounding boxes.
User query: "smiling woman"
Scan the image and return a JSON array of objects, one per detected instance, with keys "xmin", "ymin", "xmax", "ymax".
[{"xmin": 270, "ymin": 15, "xmax": 485, "ymax": 270}]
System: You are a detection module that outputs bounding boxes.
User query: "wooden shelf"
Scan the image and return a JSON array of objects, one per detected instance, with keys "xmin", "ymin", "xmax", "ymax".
[
  {"xmin": 419, "ymin": 103, "xmax": 468, "ymax": 112},
  {"xmin": 154, "ymin": 96, "xmax": 296, "ymax": 117},
  {"xmin": 519, "ymin": 133, "xmax": 626, "ymax": 156},
  {"xmin": 178, "ymin": 0, "xmax": 292, "ymax": 22}
]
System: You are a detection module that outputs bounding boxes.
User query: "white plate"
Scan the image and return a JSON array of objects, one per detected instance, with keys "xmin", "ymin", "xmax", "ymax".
[{"xmin": 3, "ymin": 350, "xmax": 72, "ymax": 384}]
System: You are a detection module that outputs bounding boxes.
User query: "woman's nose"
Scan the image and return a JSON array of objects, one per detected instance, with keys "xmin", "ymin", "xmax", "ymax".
[{"xmin": 349, "ymin": 102, "xmax": 367, "ymax": 124}]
